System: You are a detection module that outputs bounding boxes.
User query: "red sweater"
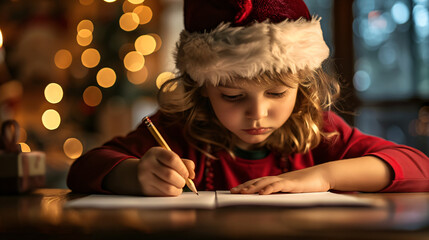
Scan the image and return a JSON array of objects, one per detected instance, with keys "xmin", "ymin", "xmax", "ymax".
[{"xmin": 67, "ymin": 111, "xmax": 429, "ymax": 193}]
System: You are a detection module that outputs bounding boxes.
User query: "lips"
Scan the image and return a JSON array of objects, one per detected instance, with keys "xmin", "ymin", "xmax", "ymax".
[{"xmin": 242, "ymin": 128, "xmax": 271, "ymax": 135}]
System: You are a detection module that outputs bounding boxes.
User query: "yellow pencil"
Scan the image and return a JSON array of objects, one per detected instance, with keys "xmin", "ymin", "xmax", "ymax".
[{"xmin": 142, "ymin": 116, "xmax": 199, "ymax": 195}]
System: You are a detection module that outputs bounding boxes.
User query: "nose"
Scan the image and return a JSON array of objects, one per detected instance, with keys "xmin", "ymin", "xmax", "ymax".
[{"xmin": 245, "ymin": 98, "xmax": 268, "ymax": 120}]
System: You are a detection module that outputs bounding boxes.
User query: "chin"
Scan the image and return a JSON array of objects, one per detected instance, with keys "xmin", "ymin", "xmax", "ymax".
[{"xmin": 240, "ymin": 136, "xmax": 269, "ymax": 145}]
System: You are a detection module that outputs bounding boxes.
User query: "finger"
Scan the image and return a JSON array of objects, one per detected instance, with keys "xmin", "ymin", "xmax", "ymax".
[
  {"xmin": 138, "ymin": 172, "xmax": 178, "ymax": 196},
  {"xmin": 259, "ymin": 181, "xmax": 284, "ymax": 195},
  {"xmin": 242, "ymin": 177, "xmax": 280, "ymax": 194},
  {"xmin": 146, "ymin": 181, "xmax": 183, "ymax": 197},
  {"xmin": 153, "ymin": 180, "xmax": 183, "ymax": 196},
  {"xmin": 155, "ymin": 148, "xmax": 189, "ymax": 179},
  {"xmin": 230, "ymin": 178, "xmax": 261, "ymax": 193},
  {"xmin": 152, "ymin": 166, "xmax": 186, "ymax": 189},
  {"xmin": 182, "ymin": 159, "xmax": 195, "ymax": 179}
]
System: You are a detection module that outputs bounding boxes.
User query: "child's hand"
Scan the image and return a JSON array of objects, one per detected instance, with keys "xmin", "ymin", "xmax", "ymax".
[
  {"xmin": 138, "ymin": 147, "xmax": 195, "ymax": 196},
  {"xmin": 230, "ymin": 165, "xmax": 331, "ymax": 195}
]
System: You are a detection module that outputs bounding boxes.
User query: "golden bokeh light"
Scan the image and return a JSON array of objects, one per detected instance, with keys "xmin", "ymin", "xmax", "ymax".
[
  {"xmin": 76, "ymin": 32, "xmax": 93, "ymax": 46},
  {"xmin": 63, "ymin": 138, "xmax": 83, "ymax": 160},
  {"xmin": 42, "ymin": 109, "xmax": 61, "ymax": 130},
  {"xmin": 128, "ymin": 0, "xmax": 144, "ymax": 4},
  {"xmin": 54, "ymin": 49, "xmax": 72, "ymax": 69},
  {"xmin": 135, "ymin": 35, "xmax": 156, "ymax": 55},
  {"xmin": 122, "ymin": 0, "xmax": 137, "ymax": 13},
  {"xmin": 133, "ymin": 5, "xmax": 152, "ymax": 25},
  {"xmin": 124, "ymin": 51, "xmax": 144, "ymax": 72},
  {"xmin": 97, "ymin": 67, "xmax": 116, "ymax": 88},
  {"xmin": 0, "ymin": 29, "xmax": 3, "ymax": 48},
  {"xmin": 127, "ymin": 66, "xmax": 148, "ymax": 85},
  {"xmin": 156, "ymin": 72, "xmax": 177, "ymax": 91},
  {"xmin": 104, "ymin": 0, "xmax": 117, "ymax": 2},
  {"xmin": 81, "ymin": 48, "xmax": 100, "ymax": 68},
  {"xmin": 44, "ymin": 83, "xmax": 64, "ymax": 104},
  {"xmin": 149, "ymin": 33, "xmax": 162, "ymax": 52},
  {"xmin": 19, "ymin": 143, "xmax": 31, "ymax": 152},
  {"xmin": 83, "ymin": 86, "xmax": 102, "ymax": 107},
  {"xmin": 77, "ymin": 29, "xmax": 92, "ymax": 38},
  {"xmin": 119, "ymin": 12, "xmax": 139, "ymax": 32},
  {"xmin": 77, "ymin": 20, "xmax": 94, "ymax": 33},
  {"xmin": 79, "ymin": 0, "xmax": 94, "ymax": 6}
]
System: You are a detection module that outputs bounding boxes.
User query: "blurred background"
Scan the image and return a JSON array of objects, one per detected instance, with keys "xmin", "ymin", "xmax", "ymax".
[{"xmin": 0, "ymin": 0, "xmax": 428, "ymax": 188}]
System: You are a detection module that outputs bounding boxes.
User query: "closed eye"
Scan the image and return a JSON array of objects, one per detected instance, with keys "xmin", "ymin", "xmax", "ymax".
[
  {"xmin": 266, "ymin": 91, "xmax": 287, "ymax": 98},
  {"xmin": 221, "ymin": 94, "xmax": 244, "ymax": 101}
]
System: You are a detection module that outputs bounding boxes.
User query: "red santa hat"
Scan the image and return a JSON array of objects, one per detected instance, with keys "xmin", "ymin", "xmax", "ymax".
[{"xmin": 175, "ymin": 0, "xmax": 330, "ymax": 86}]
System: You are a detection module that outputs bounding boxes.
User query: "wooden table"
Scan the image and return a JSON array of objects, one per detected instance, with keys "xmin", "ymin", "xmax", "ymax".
[{"xmin": 1, "ymin": 189, "xmax": 429, "ymax": 240}]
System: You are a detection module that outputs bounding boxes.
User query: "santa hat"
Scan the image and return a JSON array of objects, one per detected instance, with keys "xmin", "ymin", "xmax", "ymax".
[{"xmin": 175, "ymin": 0, "xmax": 330, "ymax": 86}]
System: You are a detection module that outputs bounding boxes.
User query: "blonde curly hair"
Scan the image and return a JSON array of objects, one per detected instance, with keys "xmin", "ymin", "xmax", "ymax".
[{"xmin": 158, "ymin": 67, "xmax": 340, "ymax": 159}]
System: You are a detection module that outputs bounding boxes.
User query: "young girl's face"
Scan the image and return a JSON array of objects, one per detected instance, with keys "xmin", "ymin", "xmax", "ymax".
[{"xmin": 205, "ymin": 80, "xmax": 298, "ymax": 150}]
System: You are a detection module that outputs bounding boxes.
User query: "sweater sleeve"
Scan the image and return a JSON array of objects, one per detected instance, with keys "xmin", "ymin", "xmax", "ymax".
[
  {"xmin": 66, "ymin": 112, "xmax": 187, "ymax": 193},
  {"xmin": 319, "ymin": 111, "xmax": 429, "ymax": 192}
]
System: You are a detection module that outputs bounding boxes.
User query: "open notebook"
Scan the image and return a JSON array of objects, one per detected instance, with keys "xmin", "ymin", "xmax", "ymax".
[{"xmin": 65, "ymin": 191, "xmax": 376, "ymax": 209}]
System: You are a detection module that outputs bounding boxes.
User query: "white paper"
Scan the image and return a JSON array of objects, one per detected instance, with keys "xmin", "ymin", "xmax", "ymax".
[
  {"xmin": 215, "ymin": 191, "xmax": 374, "ymax": 207},
  {"xmin": 66, "ymin": 191, "xmax": 375, "ymax": 209},
  {"xmin": 65, "ymin": 191, "xmax": 216, "ymax": 209}
]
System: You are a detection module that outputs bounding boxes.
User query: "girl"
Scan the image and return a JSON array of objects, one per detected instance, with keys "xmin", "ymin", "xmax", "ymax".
[{"xmin": 67, "ymin": 0, "xmax": 429, "ymax": 196}]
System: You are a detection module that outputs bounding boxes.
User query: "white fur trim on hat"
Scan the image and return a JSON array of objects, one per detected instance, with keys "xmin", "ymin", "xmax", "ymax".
[{"xmin": 175, "ymin": 17, "xmax": 329, "ymax": 86}]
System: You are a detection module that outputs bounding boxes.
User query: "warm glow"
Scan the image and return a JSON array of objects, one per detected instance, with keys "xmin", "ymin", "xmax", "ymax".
[
  {"xmin": 128, "ymin": 0, "xmax": 144, "ymax": 4},
  {"xmin": 127, "ymin": 66, "xmax": 148, "ymax": 85},
  {"xmin": 76, "ymin": 32, "xmax": 93, "ymax": 46},
  {"xmin": 81, "ymin": 48, "xmax": 100, "ymax": 68},
  {"xmin": 135, "ymin": 35, "xmax": 156, "ymax": 55},
  {"xmin": 0, "ymin": 29, "xmax": 3, "ymax": 48},
  {"xmin": 149, "ymin": 33, "xmax": 162, "ymax": 52},
  {"xmin": 124, "ymin": 51, "xmax": 144, "ymax": 72},
  {"xmin": 42, "ymin": 109, "xmax": 61, "ymax": 130},
  {"xmin": 122, "ymin": 0, "xmax": 137, "ymax": 13},
  {"xmin": 54, "ymin": 49, "xmax": 72, "ymax": 69},
  {"xmin": 119, "ymin": 12, "xmax": 139, "ymax": 32},
  {"xmin": 77, "ymin": 29, "xmax": 92, "ymax": 38},
  {"xmin": 104, "ymin": 0, "xmax": 117, "ymax": 2},
  {"xmin": 79, "ymin": 0, "xmax": 94, "ymax": 5},
  {"xmin": 133, "ymin": 5, "xmax": 152, "ymax": 25},
  {"xmin": 83, "ymin": 86, "xmax": 102, "ymax": 107},
  {"xmin": 44, "ymin": 83, "xmax": 63, "ymax": 104},
  {"xmin": 97, "ymin": 67, "xmax": 116, "ymax": 88},
  {"xmin": 77, "ymin": 20, "xmax": 94, "ymax": 33},
  {"xmin": 156, "ymin": 72, "xmax": 177, "ymax": 91},
  {"xmin": 19, "ymin": 143, "xmax": 31, "ymax": 152},
  {"xmin": 76, "ymin": 22, "xmax": 94, "ymax": 45},
  {"xmin": 63, "ymin": 138, "xmax": 83, "ymax": 159}
]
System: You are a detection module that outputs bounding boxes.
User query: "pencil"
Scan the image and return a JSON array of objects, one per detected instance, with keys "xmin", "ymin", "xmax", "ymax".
[{"xmin": 142, "ymin": 116, "xmax": 199, "ymax": 196}]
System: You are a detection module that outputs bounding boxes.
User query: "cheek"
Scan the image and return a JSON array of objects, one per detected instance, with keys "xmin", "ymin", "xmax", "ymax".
[
  {"xmin": 209, "ymin": 100, "xmax": 241, "ymax": 128},
  {"xmin": 272, "ymin": 94, "xmax": 297, "ymax": 121},
  {"xmin": 212, "ymin": 103, "xmax": 239, "ymax": 122}
]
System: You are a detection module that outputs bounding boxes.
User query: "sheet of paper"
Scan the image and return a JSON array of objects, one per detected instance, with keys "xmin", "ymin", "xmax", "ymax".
[
  {"xmin": 65, "ymin": 191, "xmax": 375, "ymax": 209},
  {"xmin": 65, "ymin": 191, "xmax": 216, "ymax": 209},
  {"xmin": 215, "ymin": 191, "xmax": 375, "ymax": 207}
]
